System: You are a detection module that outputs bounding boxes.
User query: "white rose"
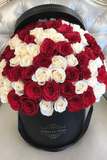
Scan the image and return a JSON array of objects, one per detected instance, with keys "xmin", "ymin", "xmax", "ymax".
[
  {"xmin": 32, "ymin": 74, "xmax": 37, "ymax": 82},
  {"xmin": 0, "ymin": 78, "xmax": 12, "ymax": 100},
  {"xmin": 3, "ymin": 78, "xmax": 13, "ymax": 92},
  {"xmin": 32, "ymin": 68, "xmax": 50, "ymax": 85},
  {"xmin": 44, "ymin": 28, "xmax": 57, "ymax": 37},
  {"xmin": 0, "ymin": 76, "xmax": 6, "ymax": 83},
  {"xmin": 79, "ymin": 28, "xmax": 87, "ymax": 35},
  {"xmin": 70, "ymin": 23, "xmax": 73, "ymax": 27},
  {"xmin": 61, "ymin": 20, "xmax": 70, "ymax": 25},
  {"xmin": 75, "ymin": 80, "xmax": 88, "ymax": 94},
  {"xmin": 12, "ymin": 80, "xmax": 24, "ymax": 91},
  {"xmin": 72, "ymin": 24, "xmax": 80, "ymax": 31},
  {"xmin": 15, "ymin": 43, "xmax": 29, "ymax": 57},
  {"xmin": 93, "ymin": 82, "xmax": 102, "ymax": 102},
  {"xmin": 27, "ymin": 43, "xmax": 40, "ymax": 57},
  {"xmin": 36, "ymin": 68, "xmax": 50, "ymax": 82},
  {"xmin": 80, "ymin": 35, "xmax": 88, "ymax": 47},
  {"xmin": 39, "ymin": 100, "xmax": 54, "ymax": 116},
  {"xmin": 34, "ymin": 32, "xmax": 48, "ymax": 44},
  {"xmin": 88, "ymin": 60, "xmax": 98, "ymax": 76},
  {"xmin": 66, "ymin": 54, "xmax": 78, "ymax": 67},
  {"xmin": 0, "ymin": 59, "xmax": 6, "ymax": 69},
  {"xmin": 0, "ymin": 68, "xmax": 3, "ymax": 74},
  {"xmin": 51, "ymin": 33, "xmax": 65, "ymax": 43},
  {"xmin": 100, "ymin": 83, "xmax": 106, "ymax": 95},
  {"xmin": 73, "ymin": 24, "xmax": 89, "ymax": 35},
  {"xmin": 1, "ymin": 92, "xmax": 8, "ymax": 103},
  {"xmin": 50, "ymin": 67, "xmax": 66, "ymax": 83},
  {"xmin": 54, "ymin": 96, "xmax": 68, "ymax": 113},
  {"xmin": 87, "ymin": 77, "xmax": 97, "ymax": 87},
  {"xmin": 95, "ymin": 57, "xmax": 103, "ymax": 69},
  {"xmin": 64, "ymin": 38, "xmax": 69, "ymax": 42},
  {"xmin": 30, "ymin": 27, "xmax": 43, "ymax": 37},
  {"xmin": 52, "ymin": 55, "xmax": 67, "ymax": 70},
  {"xmin": 75, "ymin": 28, "xmax": 86, "ymax": 36},
  {"xmin": 15, "ymin": 90, "xmax": 24, "ymax": 96},
  {"xmin": 12, "ymin": 80, "xmax": 24, "ymax": 96},
  {"xmin": 72, "ymin": 42, "xmax": 85, "ymax": 53},
  {"xmin": 8, "ymin": 34, "xmax": 22, "ymax": 50},
  {"xmin": 10, "ymin": 55, "xmax": 21, "ymax": 67},
  {"xmin": 92, "ymin": 72, "xmax": 98, "ymax": 77},
  {"xmin": 20, "ymin": 55, "xmax": 33, "ymax": 67}
]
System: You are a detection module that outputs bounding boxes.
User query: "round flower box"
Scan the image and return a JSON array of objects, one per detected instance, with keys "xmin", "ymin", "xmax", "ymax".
[
  {"xmin": 15, "ymin": 4, "xmax": 93, "ymax": 151},
  {"xmin": 1, "ymin": 4, "xmax": 106, "ymax": 152}
]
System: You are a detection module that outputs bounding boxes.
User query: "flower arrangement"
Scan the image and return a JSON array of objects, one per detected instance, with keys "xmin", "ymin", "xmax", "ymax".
[{"xmin": 0, "ymin": 18, "xmax": 107, "ymax": 117}]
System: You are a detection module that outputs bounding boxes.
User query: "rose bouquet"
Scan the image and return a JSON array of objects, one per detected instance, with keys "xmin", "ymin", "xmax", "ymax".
[{"xmin": 0, "ymin": 18, "xmax": 107, "ymax": 117}]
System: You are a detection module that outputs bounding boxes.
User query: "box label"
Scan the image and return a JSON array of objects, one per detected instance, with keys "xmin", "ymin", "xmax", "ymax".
[{"xmin": 41, "ymin": 123, "xmax": 66, "ymax": 139}]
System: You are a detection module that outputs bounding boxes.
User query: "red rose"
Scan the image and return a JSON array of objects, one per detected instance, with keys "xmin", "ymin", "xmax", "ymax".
[
  {"xmin": 20, "ymin": 94, "xmax": 38, "ymax": 103},
  {"xmin": 80, "ymin": 67, "xmax": 91, "ymax": 80},
  {"xmin": 60, "ymin": 81, "xmax": 75, "ymax": 98},
  {"xmin": 36, "ymin": 21, "xmax": 47, "ymax": 30},
  {"xmin": 66, "ymin": 67, "xmax": 79, "ymax": 82},
  {"xmin": 0, "ymin": 56, "xmax": 2, "ymax": 62},
  {"xmin": 5, "ymin": 50, "xmax": 15, "ymax": 60},
  {"xmin": 65, "ymin": 31, "xmax": 81, "ymax": 44},
  {"xmin": 99, "ymin": 51, "xmax": 105, "ymax": 62},
  {"xmin": 97, "ymin": 65, "xmax": 106, "ymax": 83},
  {"xmin": 82, "ymin": 86, "xmax": 96, "ymax": 107},
  {"xmin": 21, "ymin": 78, "xmax": 32, "ymax": 84},
  {"xmin": 46, "ymin": 19, "xmax": 62, "ymax": 29},
  {"xmin": 84, "ymin": 33, "xmax": 95, "ymax": 45},
  {"xmin": 76, "ymin": 51, "xmax": 89, "ymax": 67},
  {"xmin": 40, "ymin": 38, "xmax": 56, "ymax": 57},
  {"xmin": 33, "ymin": 54, "xmax": 52, "ymax": 68},
  {"xmin": 56, "ymin": 41, "xmax": 73, "ymax": 57},
  {"xmin": 57, "ymin": 24, "xmax": 73, "ymax": 36},
  {"xmin": 2, "ymin": 45, "xmax": 10, "ymax": 59},
  {"xmin": 91, "ymin": 42, "xmax": 101, "ymax": 57},
  {"xmin": 24, "ymin": 81, "xmax": 42, "ymax": 100},
  {"xmin": 2, "ymin": 45, "xmax": 10, "ymax": 55},
  {"xmin": 84, "ymin": 47, "xmax": 96, "ymax": 60},
  {"xmin": 43, "ymin": 81, "xmax": 59, "ymax": 101},
  {"xmin": 8, "ymin": 90, "xmax": 21, "ymax": 111},
  {"xmin": 24, "ymin": 35, "xmax": 35, "ymax": 44},
  {"xmin": 21, "ymin": 99, "xmax": 39, "ymax": 116},
  {"xmin": 7, "ymin": 65, "xmax": 22, "ymax": 82},
  {"xmin": 68, "ymin": 95, "xmax": 84, "ymax": 112},
  {"xmin": 22, "ymin": 65, "xmax": 36, "ymax": 80},
  {"xmin": 25, "ymin": 22, "xmax": 36, "ymax": 31},
  {"xmin": 2, "ymin": 62, "xmax": 11, "ymax": 76},
  {"xmin": 18, "ymin": 29, "xmax": 29, "ymax": 40},
  {"xmin": 20, "ymin": 95, "xmax": 29, "ymax": 103}
]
